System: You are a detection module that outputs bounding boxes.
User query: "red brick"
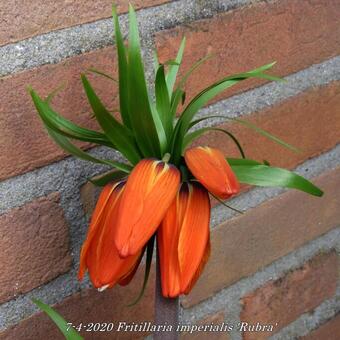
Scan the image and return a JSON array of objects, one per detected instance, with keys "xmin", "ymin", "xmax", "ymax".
[
  {"xmin": 156, "ymin": 0, "xmax": 340, "ymax": 105},
  {"xmin": 0, "ymin": 47, "xmax": 117, "ymax": 181},
  {"xmin": 240, "ymin": 252, "xmax": 338, "ymax": 340},
  {"xmin": 182, "ymin": 168, "xmax": 340, "ymax": 307},
  {"xmin": 0, "ymin": 193, "xmax": 72, "ymax": 303},
  {"xmin": 0, "ymin": 0, "xmax": 170, "ymax": 46},
  {"xmin": 181, "ymin": 311, "xmax": 230, "ymax": 340},
  {"xmin": 300, "ymin": 314, "xmax": 340, "ymax": 340},
  {"xmin": 0, "ymin": 266, "xmax": 155, "ymax": 340}
]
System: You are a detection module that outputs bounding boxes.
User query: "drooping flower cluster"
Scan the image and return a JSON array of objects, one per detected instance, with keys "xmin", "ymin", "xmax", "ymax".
[
  {"xmin": 30, "ymin": 5, "xmax": 323, "ymax": 300},
  {"xmin": 78, "ymin": 147, "xmax": 239, "ymax": 296}
]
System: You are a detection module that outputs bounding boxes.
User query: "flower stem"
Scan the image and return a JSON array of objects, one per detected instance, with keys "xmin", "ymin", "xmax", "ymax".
[
  {"xmin": 154, "ymin": 245, "xmax": 179, "ymax": 339},
  {"xmin": 162, "ymin": 153, "xmax": 171, "ymax": 163}
]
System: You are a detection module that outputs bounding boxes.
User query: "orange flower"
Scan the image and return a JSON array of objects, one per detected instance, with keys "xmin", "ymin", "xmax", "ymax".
[
  {"xmin": 184, "ymin": 146, "xmax": 240, "ymax": 199},
  {"xmin": 115, "ymin": 159, "xmax": 181, "ymax": 258},
  {"xmin": 78, "ymin": 181, "xmax": 142, "ymax": 290},
  {"xmin": 157, "ymin": 182, "xmax": 211, "ymax": 297}
]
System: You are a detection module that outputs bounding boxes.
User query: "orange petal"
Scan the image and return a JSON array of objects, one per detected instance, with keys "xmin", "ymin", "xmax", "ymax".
[
  {"xmin": 183, "ymin": 236, "xmax": 210, "ymax": 295},
  {"xmin": 157, "ymin": 190, "xmax": 185, "ymax": 297},
  {"xmin": 78, "ymin": 181, "xmax": 141, "ymax": 289},
  {"xmin": 184, "ymin": 146, "xmax": 240, "ymax": 199},
  {"xmin": 115, "ymin": 159, "xmax": 180, "ymax": 258},
  {"xmin": 158, "ymin": 182, "xmax": 210, "ymax": 297},
  {"xmin": 78, "ymin": 182, "xmax": 119, "ymax": 280},
  {"xmin": 178, "ymin": 183, "xmax": 210, "ymax": 292}
]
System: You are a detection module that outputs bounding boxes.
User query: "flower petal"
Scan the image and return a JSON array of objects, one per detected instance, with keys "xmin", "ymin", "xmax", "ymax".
[
  {"xmin": 78, "ymin": 181, "xmax": 141, "ymax": 289},
  {"xmin": 78, "ymin": 182, "xmax": 119, "ymax": 280},
  {"xmin": 183, "ymin": 236, "xmax": 210, "ymax": 294},
  {"xmin": 178, "ymin": 183, "xmax": 210, "ymax": 291},
  {"xmin": 184, "ymin": 146, "xmax": 240, "ymax": 199},
  {"xmin": 158, "ymin": 182, "xmax": 210, "ymax": 297},
  {"xmin": 115, "ymin": 159, "xmax": 180, "ymax": 257}
]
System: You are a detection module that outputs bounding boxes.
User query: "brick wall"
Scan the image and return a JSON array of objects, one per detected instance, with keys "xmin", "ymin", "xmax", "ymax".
[{"xmin": 0, "ymin": 1, "xmax": 339, "ymax": 339}]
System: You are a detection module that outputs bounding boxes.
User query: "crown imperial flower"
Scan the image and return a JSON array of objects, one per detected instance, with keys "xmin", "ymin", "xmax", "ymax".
[
  {"xmin": 30, "ymin": 4, "xmax": 323, "ymax": 300},
  {"xmin": 185, "ymin": 146, "xmax": 240, "ymax": 199}
]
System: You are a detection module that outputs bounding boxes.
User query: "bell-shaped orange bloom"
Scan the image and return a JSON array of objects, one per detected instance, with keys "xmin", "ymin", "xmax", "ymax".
[
  {"xmin": 157, "ymin": 182, "xmax": 211, "ymax": 297},
  {"xmin": 184, "ymin": 146, "xmax": 240, "ymax": 199},
  {"xmin": 115, "ymin": 159, "xmax": 181, "ymax": 258},
  {"xmin": 78, "ymin": 181, "xmax": 142, "ymax": 290}
]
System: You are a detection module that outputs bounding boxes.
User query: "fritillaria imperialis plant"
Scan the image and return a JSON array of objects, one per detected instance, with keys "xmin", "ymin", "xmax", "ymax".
[{"xmin": 29, "ymin": 5, "xmax": 323, "ymax": 300}]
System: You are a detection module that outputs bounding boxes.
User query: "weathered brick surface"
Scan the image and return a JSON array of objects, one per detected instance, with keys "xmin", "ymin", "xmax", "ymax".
[
  {"xmin": 156, "ymin": 0, "xmax": 340, "ymax": 105},
  {"xmin": 240, "ymin": 252, "xmax": 338, "ymax": 340},
  {"xmin": 0, "ymin": 193, "xmax": 72, "ymax": 304},
  {"xmin": 181, "ymin": 311, "xmax": 230, "ymax": 340},
  {"xmin": 0, "ymin": 47, "xmax": 117, "ymax": 181},
  {"xmin": 0, "ymin": 0, "xmax": 170, "ymax": 46},
  {"xmin": 300, "ymin": 314, "xmax": 340, "ymax": 340},
  {"xmin": 0, "ymin": 266, "xmax": 155, "ymax": 340},
  {"xmin": 182, "ymin": 168, "xmax": 340, "ymax": 307}
]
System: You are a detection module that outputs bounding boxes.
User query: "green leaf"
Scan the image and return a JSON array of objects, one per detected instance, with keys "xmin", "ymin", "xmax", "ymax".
[
  {"xmin": 89, "ymin": 169, "xmax": 128, "ymax": 186},
  {"xmin": 164, "ymin": 60, "xmax": 180, "ymax": 66},
  {"xmin": 227, "ymin": 158, "xmax": 262, "ymax": 166},
  {"xmin": 45, "ymin": 83, "xmax": 67, "ymax": 103},
  {"xmin": 210, "ymin": 193, "xmax": 244, "ymax": 214},
  {"xmin": 47, "ymin": 128, "xmax": 132, "ymax": 172},
  {"xmin": 128, "ymin": 235, "xmax": 155, "ymax": 306},
  {"xmin": 183, "ymin": 127, "xmax": 245, "ymax": 158},
  {"xmin": 112, "ymin": 6, "xmax": 132, "ymax": 129},
  {"xmin": 81, "ymin": 74, "xmax": 141, "ymax": 164},
  {"xmin": 188, "ymin": 115, "xmax": 225, "ymax": 129},
  {"xmin": 166, "ymin": 37, "xmax": 186, "ymax": 97},
  {"xmin": 230, "ymin": 118, "xmax": 300, "ymax": 153},
  {"xmin": 170, "ymin": 63, "xmax": 282, "ymax": 163},
  {"xmin": 169, "ymin": 54, "xmax": 212, "ymax": 115},
  {"xmin": 231, "ymin": 164, "xmax": 323, "ymax": 196},
  {"xmin": 126, "ymin": 5, "xmax": 166, "ymax": 157},
  {"xmin": 155, "ymin": 64, "xmax": 172, "ymax": 140},
  {"xmin": 186, "ymin": 112, "xmax": 298, "ymax": 154},
  {"xmin": 32, "ymin": 299, "xmax": 83, "ymax": 340},
  {"xmin": 30, "ymin": 89, "xmax": 113, "ymax": 147},
  {"xmin": 86, "ymin": 68, "xmax": 117, "ymax": 82}
]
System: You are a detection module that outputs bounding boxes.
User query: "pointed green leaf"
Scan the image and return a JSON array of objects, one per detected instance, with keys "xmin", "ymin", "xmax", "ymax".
[
  {"xmin": 189, "ymin": 115, "xmax": 225, "ymax": 129},
  {"xmin": 227, "ymin": 158, "xmax": 262, "ymax": 166},
  {"xmin": 230, "ymin": 118, "xmax": 300, "ymax": 153},
  {"xmin": 210, "ymin": 193, "xmax": 243, "ymax": 214},
  {"xmin": 231, "ymin": 164, "xmax": 323, "ymax": 196},
  {"xmin": 45, "ymin": 83, "xmax": 67, "ymax": 103},
  {"xmin": 89, "ymin": 169, "xmax": 128, "ymax": 187},
  {"xmin": 81, "ymin": 74, "xmax": 141, "ymax": 164},
  {"xmin": 30, "ymin": 89, "xmax": 113, "ymax": 147},
  {"xmin": 32, "ymin": 299, "xmax": 83, "ymax": 340},
  {"xmin": 127, "ymin": 5, "xmax": 166, "ymax": 157},
  {"xmin": 170, "ymin": 63, "xmax": 281, "ymax": 163},
  {"xmin": 86, "ymin": 68, "xmax": 117, "ymax": 82},
  {"xmin": 47, "ymin": 128, "xmax": 132, "ymax": 172},
  {"xmin": 183, "ymin": 127, "xmax": 245, "ymax": 158},
  {"xmin": 112, "ymin": 6, "xmax": 132, "ymax": 128},
  {"xmin": 155, "ymin": 64, "xmax": 172, "ymax": 140},
  {"xmin": 128, "ymin": 235, "xmax": 155, "ymax": 306},
  {"xmin": 164, "ymin": 60, "xmax": 180, "ymax": 66},
  {"xmin": 166, "ymin": 37, "xmax": 186, "ymax": 97}
]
